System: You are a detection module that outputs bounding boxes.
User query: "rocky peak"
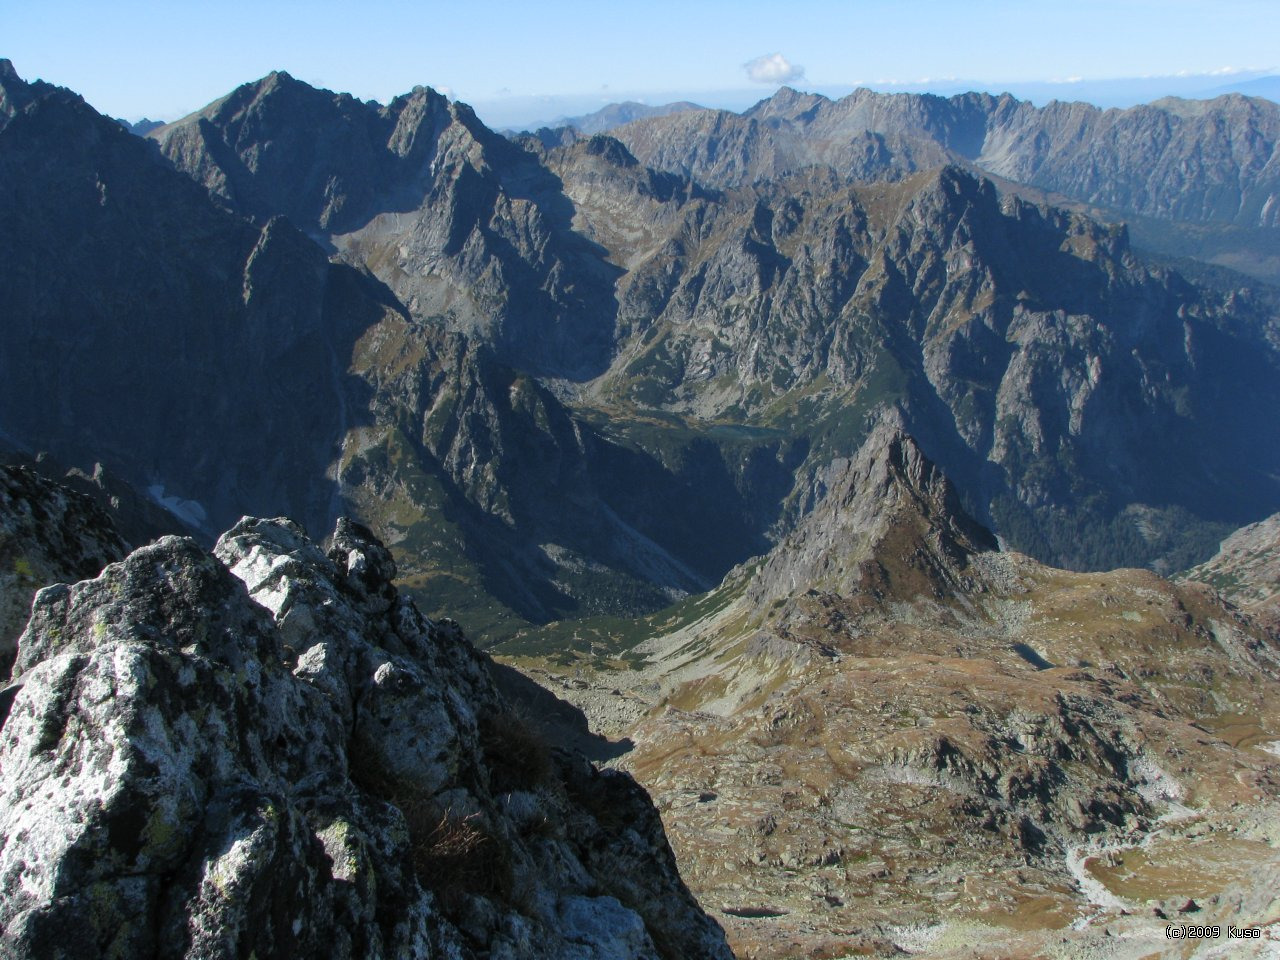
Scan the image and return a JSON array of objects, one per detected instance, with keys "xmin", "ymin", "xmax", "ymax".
[
  {"xmin": 383, "ymin": 83, "xmax": 453, "ymax": 159},
  {"xmin": 877, "ymin": 165, "xmax": 1132, "ymax": 324},
  {"xmin": 221, "ymin": 69, "xmax": 318, "ymax": 116},
  {"xmin": 260, "ymin": 68, "xmax": 297, "ymax": 90},
  {"xmin": 327, "ymin": 516, "xmax": 399, "ymax": 611},
  {"xmin": 183, "ymin": 69, "xmax": 328, "ymax": 148},
  {"xmin": 152, "ymin": 71, "xmax": 429, "ymax": 233},
  {"xmin": 0, "ymin": 516, "xmax": 731, "ymax": 958},
  {"xmin": 895, "ymin": 164, "xmax": 1001, "ymax": 239},
  {"xmin": 581, "ymin": 133, "xmax": 640, "ymax": 167},
  {"xmin": 545, "ymin": 100, "xmax": 705, "ymax": 137},
  {"xmin": 155, "ymin": 73, "xmax": 622, "ymax": 378},
  {"xmin": 0, "ymin": 60, "xmax": 64, "ymax": 130},
  {"xmin": 750, "ymin": 411, "xmax": 997, "ymax": 607},
  {"xmin": 1149, "ymin": 91, "xmax": 1257, "ymax": 118},
  {"xmin": 744, "ymin": 86, "xmax": 830, "ymax": 122}
]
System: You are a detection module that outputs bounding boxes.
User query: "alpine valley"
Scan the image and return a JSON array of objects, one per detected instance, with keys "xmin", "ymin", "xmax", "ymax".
[{"xmin": 2, "ymin": 57, "xmax": 1280, "ymax": 959}]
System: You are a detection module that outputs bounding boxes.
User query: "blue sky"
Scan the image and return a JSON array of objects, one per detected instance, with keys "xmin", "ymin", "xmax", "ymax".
[{"xmin": 3, "ymin": 0, "xmax": 1277, "ymax": 125}]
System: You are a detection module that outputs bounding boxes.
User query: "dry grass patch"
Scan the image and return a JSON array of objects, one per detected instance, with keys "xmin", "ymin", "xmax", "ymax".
[
  {"xmin": 400, "ymin": 798, "xmax": 514, "ymax": 905},
  {"xmin": 348, "ymin": 746, "xmax": 514, "ymax": 906}
]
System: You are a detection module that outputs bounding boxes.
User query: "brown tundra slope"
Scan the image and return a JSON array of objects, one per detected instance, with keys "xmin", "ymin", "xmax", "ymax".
[{"xmin": 502, "ymin": 413, "xmax": 1280, "ymax": 959}]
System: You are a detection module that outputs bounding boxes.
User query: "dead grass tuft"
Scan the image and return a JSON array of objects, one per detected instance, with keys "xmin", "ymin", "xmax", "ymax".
[
  {"xmin": 401, "ymin": 798, "xmax": 513, "ymax": 905},
  {"xmin": 347, "ymin": 744, "xmax": 514, "ymax": 907}
]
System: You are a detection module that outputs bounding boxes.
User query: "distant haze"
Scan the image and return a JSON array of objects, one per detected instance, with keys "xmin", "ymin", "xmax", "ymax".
[{"xmin": 2, "ymin": 0, "xmax": 1276, "ymax": 125}]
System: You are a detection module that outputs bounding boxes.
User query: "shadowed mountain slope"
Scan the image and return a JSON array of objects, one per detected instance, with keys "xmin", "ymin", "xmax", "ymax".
[
  {"xmin": 153, "ymin": 72, "xmax": 622, "ymax": 379},
  {"xmin": 0, "ymin": 65, "xmax": 394, "ymax": 539},
  {"xmin": 0, "ymin": 66, "xmax": 788, "ymax": 636}
]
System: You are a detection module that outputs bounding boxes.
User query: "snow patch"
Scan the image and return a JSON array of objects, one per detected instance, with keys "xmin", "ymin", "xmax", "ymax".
[{"xmin": 147, "ymin": 483, "xmax": 208, "ymax": 529}]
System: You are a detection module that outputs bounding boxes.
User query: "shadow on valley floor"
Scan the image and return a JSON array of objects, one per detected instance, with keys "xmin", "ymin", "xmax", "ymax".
[{"xmin": 487, "ymin": 662, "xmax": 635, "ymax": 763}]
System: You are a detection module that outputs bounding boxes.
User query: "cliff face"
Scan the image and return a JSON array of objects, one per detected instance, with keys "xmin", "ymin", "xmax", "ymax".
[
  {"xmin": 0, "ymin": 515, "xmax": 730, "ymax": 960},
  {"xmin": 569, "ymin": 161, "xmax": 1280, "ymax": 570}
]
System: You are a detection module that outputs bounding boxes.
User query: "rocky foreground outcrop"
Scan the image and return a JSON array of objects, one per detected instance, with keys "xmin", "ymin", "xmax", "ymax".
[{"xmin": 0, "ymin": 516, "xmax": 730, "ymax": 959}]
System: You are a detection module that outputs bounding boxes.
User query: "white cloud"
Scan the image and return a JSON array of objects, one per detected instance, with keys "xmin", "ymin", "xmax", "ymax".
[
  {"xmin": 1173, "ymin": 66, "xmax": 1258, "ymax": 78},
  {"xmin": 744, "ymin": 53, "xmax": 805, "ymax": 85}
]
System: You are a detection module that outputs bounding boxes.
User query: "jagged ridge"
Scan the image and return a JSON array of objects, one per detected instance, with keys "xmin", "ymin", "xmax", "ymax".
[{"xmin": 612, "ymin": 85, "xmax": 1280, "ymax": 230}]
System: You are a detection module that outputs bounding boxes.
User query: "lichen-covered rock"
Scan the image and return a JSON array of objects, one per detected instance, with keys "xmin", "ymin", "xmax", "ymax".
[
  {"xmin": 0, "ymin": 517, "xmax": 731, "ymax": 960},
  {"xmin": 0, "ymin": 464, "xmax": 128, "ymax": 672}
]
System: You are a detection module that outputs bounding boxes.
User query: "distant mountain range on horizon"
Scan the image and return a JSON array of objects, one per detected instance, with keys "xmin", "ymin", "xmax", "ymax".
[
  {"xmin": 75, "ymin": 62, "xmax": 1280, "ymax": 134},
  {"xmin": 479, "ymin": 70, "xmax": 1280, "ymax": 132}
]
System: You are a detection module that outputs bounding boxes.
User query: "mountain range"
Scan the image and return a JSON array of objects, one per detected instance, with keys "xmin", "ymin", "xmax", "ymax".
[
  {"xmin": 523, "ymin": 100, "xmax": 705, "ymax": 137},
  {"xmin": 610, "ymin": 86, "xmax": 1280, "ymax": 283},
  {"xmin": 4, "ymin": 61, "xmax": 1280, "ymax": 641},
  {"xmin": 606, "ymin": 86, "xmax": 1280, "ymax": 226}
]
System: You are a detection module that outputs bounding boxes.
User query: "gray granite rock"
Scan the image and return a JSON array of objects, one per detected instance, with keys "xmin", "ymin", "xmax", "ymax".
[{"xmin": 0, "ymin": 517, "xmax": 731, "ymax": 959}]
